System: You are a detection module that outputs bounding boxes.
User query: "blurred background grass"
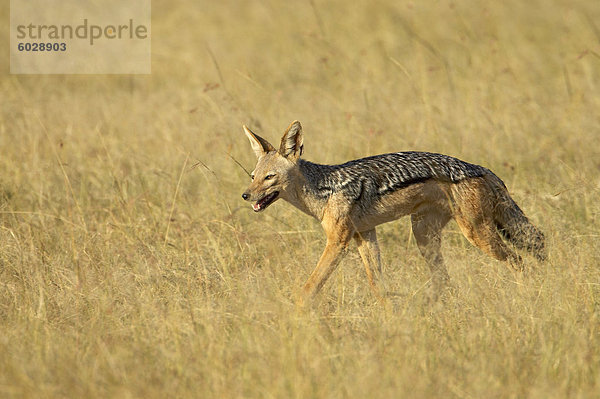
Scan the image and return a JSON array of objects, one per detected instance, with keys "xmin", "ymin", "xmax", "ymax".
[{"xmin": 1, "ymin": 0, "xmax": 599, "ymax": 397}]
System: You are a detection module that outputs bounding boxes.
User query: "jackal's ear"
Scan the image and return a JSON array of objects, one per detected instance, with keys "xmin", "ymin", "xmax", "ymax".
[
  {"xmin": 243, "ymin": 125, "xmax": 275, "ymax": 159},
  {"xmin": 278, "ymin": 120, "xmax": 303, "ymax": 161}
]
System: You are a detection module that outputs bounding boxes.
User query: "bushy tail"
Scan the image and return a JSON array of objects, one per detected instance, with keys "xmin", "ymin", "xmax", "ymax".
[{"xmin": 486, "ymin": 175, "xmax": 546, "ymax": 262}]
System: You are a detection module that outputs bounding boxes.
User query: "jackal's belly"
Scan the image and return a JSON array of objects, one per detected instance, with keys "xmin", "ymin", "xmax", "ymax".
[{"xmin": 351, "ymin": 180, "xmax": 451, "ymax": 231}]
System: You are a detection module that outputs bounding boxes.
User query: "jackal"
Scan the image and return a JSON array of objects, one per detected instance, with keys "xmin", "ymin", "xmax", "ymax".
[{"xmin": 241, "ymin": 121, "xmax": 545, "ymax": 305}]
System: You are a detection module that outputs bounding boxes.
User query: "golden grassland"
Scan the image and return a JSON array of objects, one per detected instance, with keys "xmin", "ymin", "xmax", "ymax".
[{"xmin": 1, "ymin": 0, "xmax": 599, "ymax": 397}]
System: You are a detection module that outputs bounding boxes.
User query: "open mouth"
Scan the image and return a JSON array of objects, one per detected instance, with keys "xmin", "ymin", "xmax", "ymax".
[{"xmin": 252, "ymin": 191, "xmax": 279, "ymax": 212}]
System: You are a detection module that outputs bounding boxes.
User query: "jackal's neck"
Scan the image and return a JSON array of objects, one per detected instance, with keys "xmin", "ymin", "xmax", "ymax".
[{"xmin": 282, "ymin": 159, "xmax": 330, "ymax": 220}]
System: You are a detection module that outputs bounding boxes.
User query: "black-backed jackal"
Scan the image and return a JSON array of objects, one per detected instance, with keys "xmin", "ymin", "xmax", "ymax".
[{"xmin": 241, "ymin": 121, "xmax": 545, "ymax": 306}]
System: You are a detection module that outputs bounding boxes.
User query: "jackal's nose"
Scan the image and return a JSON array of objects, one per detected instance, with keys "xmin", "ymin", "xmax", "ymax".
[{"xmin": 242, "ymin": 193, "xmax": 250, "ymax": 200}]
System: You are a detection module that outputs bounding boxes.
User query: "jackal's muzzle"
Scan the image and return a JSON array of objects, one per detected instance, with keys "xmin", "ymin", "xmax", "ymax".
[{"xmin": 242, "ymin": 191, "xmax": 280, "ymax": 212}]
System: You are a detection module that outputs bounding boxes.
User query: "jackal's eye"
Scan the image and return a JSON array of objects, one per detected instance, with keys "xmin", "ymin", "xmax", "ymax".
[
  {"xmin": 250, "ymin": 174, "xmax": 255, "ymax": 181},
  {"xmin": 265, "ymin": 174, "xmax": 275, "ymax": 180}
]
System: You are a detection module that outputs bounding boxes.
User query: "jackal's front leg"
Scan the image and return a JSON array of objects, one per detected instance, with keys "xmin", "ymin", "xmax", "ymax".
[
  {"xmin": 354, "ymin": 229, "xmax": 387, "ymax": 302},
  {"xmin": 298, "ymin": 217, "xmax": 353, "ymax": 307},
  {"xmin": 299, "ymin": 239, "xmax": 350, "ymax": 307}
]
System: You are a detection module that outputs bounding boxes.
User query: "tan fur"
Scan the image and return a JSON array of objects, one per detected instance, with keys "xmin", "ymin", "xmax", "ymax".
[{"xmin": 241, "ymin": 121, "xmax": 543, "ymax": 306}]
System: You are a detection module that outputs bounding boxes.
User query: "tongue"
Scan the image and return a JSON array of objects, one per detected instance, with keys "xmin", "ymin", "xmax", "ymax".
[{"xmin": 252, "ymin": 203, "xmax": 261, "ymax": 211}]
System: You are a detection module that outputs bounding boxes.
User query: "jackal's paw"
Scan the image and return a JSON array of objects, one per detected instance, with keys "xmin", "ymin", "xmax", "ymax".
[{"xmin": 294, "ymin": 292, "xmax": 311, "ymax": 312}]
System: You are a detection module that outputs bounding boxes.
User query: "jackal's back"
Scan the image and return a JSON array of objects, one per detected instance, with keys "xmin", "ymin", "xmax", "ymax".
[{"xmin": 299, "ymin": 151, "xmax": 491, "ymax": 202}]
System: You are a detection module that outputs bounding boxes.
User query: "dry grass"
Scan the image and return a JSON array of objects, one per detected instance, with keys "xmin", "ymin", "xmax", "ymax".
[{"xmin": 1, "ymin": 0, "xmax": 599, "ymax": 397}]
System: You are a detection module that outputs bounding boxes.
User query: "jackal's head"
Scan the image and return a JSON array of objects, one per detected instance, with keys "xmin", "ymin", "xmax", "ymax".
[{"xmin": 241, "ymin": 120, "xmax": 303, "ymax": 212}]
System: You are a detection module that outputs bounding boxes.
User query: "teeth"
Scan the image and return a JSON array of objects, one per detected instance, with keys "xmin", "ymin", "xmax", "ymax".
[{"xmin": 252, "ymin": 203, "xmax": 260, "ymax": 211}]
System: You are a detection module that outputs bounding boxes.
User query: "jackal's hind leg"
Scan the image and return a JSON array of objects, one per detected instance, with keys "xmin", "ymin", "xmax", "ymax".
[
  {"xmin": 452, "ymin": 178, "xmax": 523, "ymax": 269},
  {"xmin": 454, "ymin": 216, "xmax": 523, "ymax": 270},
  {"xmin": 411, "ymin": 209, "xmax": 452, "ymax": 300},
  {"xmin": 354, "ymin": 229, "xmax": 387, "ymax": 302}
]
